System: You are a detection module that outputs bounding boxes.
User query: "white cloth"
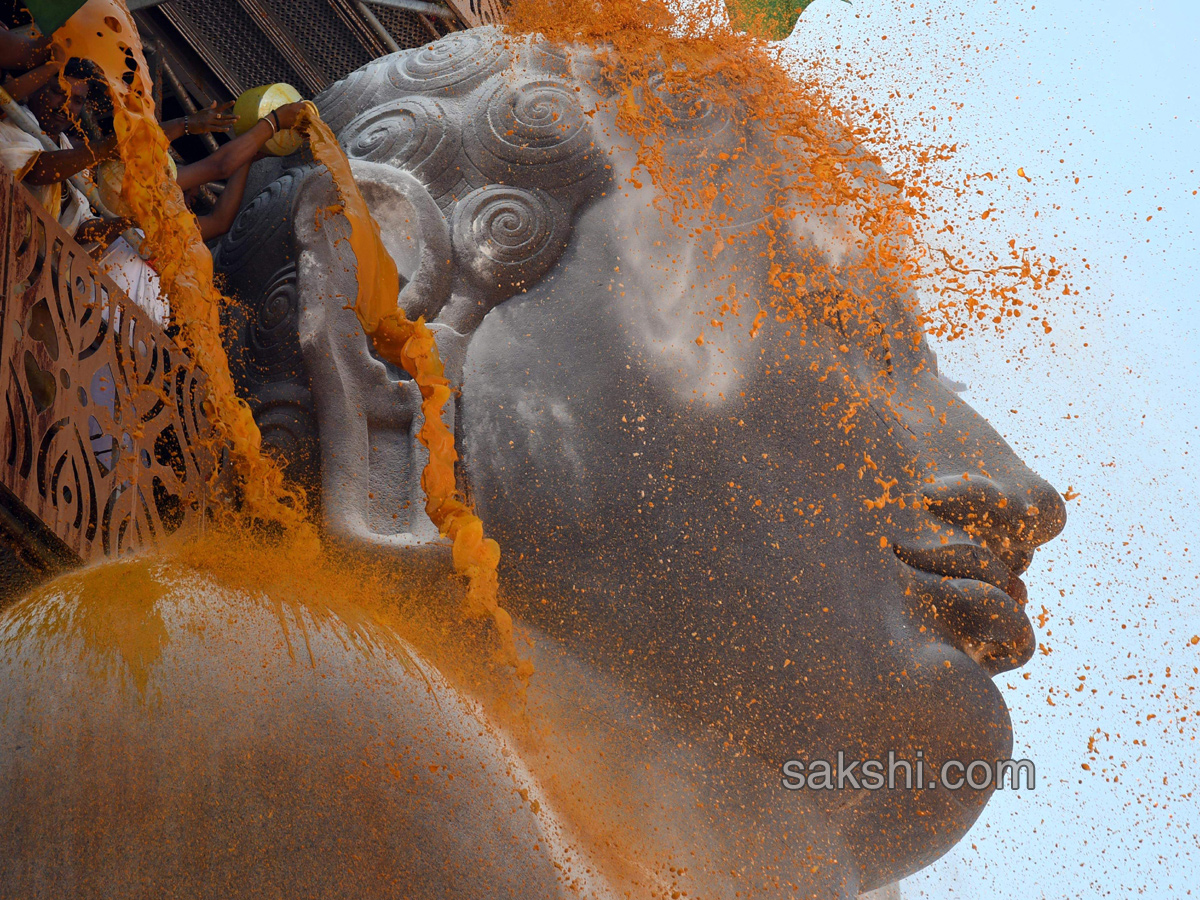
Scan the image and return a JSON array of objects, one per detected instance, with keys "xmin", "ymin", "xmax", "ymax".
[
  {"xmin": 0, "ymin": 112, "xmax": 42, "ymax": 177},
  {"xmin": 0, "ymin": 109, "xmax": 92, "ymax": 236},
  {"xmin": 57, "ymin": 153, "xmax": 91, "ymax": 237},
  {"xmin": 0, "ymin": 110, "xmax": 57, "ymax": 215},
  {"xmin": 101, "ymin": 234, "xmax": 168, "ymax": 327}
]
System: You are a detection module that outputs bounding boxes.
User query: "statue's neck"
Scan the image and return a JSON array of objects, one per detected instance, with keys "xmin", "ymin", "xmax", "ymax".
[{"xmin": 494, "ymin": 622, "xmax": 862, "ymax": 900}]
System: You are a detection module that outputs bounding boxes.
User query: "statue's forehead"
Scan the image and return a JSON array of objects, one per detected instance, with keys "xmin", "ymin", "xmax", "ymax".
[{"xmin": 313, "ymin": 28, "xmax": 756, "ymax": 195}]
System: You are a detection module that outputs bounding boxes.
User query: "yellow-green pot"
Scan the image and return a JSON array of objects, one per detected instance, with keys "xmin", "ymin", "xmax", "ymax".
[{"xmin": 233, "ymin": 83, "xmax": 303, "ymax": 157}]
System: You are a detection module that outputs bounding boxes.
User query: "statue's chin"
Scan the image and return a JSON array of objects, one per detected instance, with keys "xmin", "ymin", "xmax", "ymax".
[{"xmin": 831, "ymin": 646, "xmax": 1014, "ymax": 890}]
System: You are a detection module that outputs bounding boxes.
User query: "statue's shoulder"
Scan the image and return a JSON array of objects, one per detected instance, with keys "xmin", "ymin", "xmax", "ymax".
[{"xmin": 0, "ymin": 558, "xmax": 589, "ymax": 898}]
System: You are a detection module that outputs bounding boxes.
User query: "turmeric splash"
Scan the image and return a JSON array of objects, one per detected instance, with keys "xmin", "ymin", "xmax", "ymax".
[
  {"xmin": 505, "ymin": 0, "xmax": 1069, "ymax": 346},
  {"xmin": 53, "ymin": 2, "xmax": 528, "ymax": 678},
  {"xmin": 296, "ymin": 104, "xmax": 531, "ymax": 681}
]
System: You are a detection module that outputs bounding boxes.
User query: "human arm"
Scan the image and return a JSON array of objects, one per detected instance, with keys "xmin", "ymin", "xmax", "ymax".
[
  {"xmin": 196, "ymin": 162, "xmax": 249, "ymax": 242},
  {"xmin": 75, "ymin": 216, "xmax": 135, "ymax": 253},
  {"xmin": 24, "ymin": 132, "xmax": 118, "ymax": 185},
  {"xmin": 161, "ymin": 101, "xmax": 237, "ymax": 142},
  {"xmin": 176, "ymin": 101, "xmax": 305, "ymax": 192},
  {"xmin": 1, "ymin": 62, "xmax": 57, "ymax": 103},
  {"xmin": 0, "ymin": 26, "xmax": 51, "ymax": 71}
]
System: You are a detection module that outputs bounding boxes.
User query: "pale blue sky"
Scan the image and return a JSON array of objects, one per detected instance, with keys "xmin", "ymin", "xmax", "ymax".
[{"xmin": 783, "ymin": 1, "xmax": 1199, "ymax": 896}]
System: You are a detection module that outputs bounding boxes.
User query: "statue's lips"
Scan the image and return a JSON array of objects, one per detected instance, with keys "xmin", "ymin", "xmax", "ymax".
[{"xmin": 892, "ymin": 540, "xmax": 1036, "ymax": 675}]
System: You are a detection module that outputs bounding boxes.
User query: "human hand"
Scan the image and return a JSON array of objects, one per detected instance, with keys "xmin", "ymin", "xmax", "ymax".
[
  {"xmin": 47, "ymin": 37, "xmax": 68, "ymax": 65},
  {"xmin": 25, "ymin": 32, "xmax": 53, "ymax": 66},
  {"xmin": 270, "ymin": 101, "xmax": 308, "ymax": 132},
  {"xmin": 188, "ymin": 101, "xmax": 238, "ymax": 135},
  {"xmin": 76, "ymin": 216, "xmax": 135, "ymax": 250}
]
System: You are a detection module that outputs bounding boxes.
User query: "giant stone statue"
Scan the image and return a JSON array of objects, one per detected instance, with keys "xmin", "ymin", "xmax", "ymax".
[{"xmin": 0, "ymin": 26, "xmax": 1065, "ymax": 900}]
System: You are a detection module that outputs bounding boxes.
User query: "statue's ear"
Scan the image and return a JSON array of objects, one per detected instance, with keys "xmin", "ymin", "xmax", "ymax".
[
  {"xmin": 292, "ymin": 159, "xmax": 454, "ymax": 322},
  {"xmin": 288, "ymin": 161, "xmax": 460, "ymax": 563}
]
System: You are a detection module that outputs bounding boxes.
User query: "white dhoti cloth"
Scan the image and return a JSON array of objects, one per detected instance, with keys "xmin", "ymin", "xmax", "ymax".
[{"xmin": 101, "ymin": 235, "xmax": 168, "ymax": 327}]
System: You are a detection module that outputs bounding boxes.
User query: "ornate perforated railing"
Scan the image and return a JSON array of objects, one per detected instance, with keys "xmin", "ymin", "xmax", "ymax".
[{"xmin": 1, "ymin": 163, "xmax": 219, "ymax": 571}]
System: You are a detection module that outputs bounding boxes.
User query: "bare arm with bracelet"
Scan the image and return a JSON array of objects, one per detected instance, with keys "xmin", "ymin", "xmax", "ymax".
[
  {"xmin": 176, "ymin": 102, "xmax": 304, "ymax": 192},
  {"xmin": 161, "ymin": 101, "xmax": 238, "ymax": 143}
]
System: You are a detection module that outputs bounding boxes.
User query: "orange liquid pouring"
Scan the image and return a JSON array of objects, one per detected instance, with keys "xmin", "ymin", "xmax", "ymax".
[
  {"xmin": 54, "ymin": 2, "xmax": 527, "ymax": 680},
  {"xmin": 54, "ymin": 1, "xmax": 314, "ymax": 546},
  {"xmin": 296, "ymin": 104, "xmax": 531, "ymax": 681}
]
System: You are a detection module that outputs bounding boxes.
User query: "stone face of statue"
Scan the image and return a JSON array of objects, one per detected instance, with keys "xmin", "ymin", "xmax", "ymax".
[{"xmin": 215, "ymin": 27, "xmax": 1066, "ymax": 894}]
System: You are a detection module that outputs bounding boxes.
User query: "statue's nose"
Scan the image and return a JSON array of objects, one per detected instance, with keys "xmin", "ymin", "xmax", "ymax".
[{"xmin": 921, "ymin": 470, "xmax": 1066, "ymax": 564}]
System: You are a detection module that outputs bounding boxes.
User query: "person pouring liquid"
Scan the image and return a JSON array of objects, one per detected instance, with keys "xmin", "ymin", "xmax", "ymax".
[
  {"xmin": 95, "ymin": 99, "xmax": 309, "ymax": 325},
  {"xmin": 0, "ymin": 56, "xmax": 112, "ymax": 235}
]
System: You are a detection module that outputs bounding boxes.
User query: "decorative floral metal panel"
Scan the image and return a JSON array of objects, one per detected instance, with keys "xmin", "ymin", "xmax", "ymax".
[{"xmin": 0, "ymin": 166, "xmax": 219, "ymax": 562}]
